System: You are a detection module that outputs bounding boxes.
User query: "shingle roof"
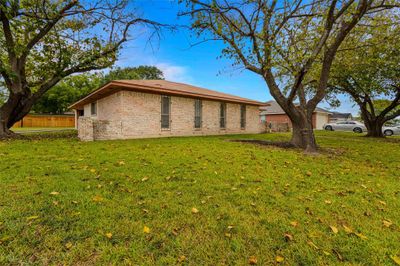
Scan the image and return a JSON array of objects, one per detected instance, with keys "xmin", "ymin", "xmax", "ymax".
[
  {"xmin": 260, "ymin": 101, "xmax": 331, "ymax": 115},
  {"xmin": 330, "ymin": 112, "xmax": 353, "ymax": 118},
  {"xmin": 69, "ymin": 80, "xmax": 265, "ymax": 109}
]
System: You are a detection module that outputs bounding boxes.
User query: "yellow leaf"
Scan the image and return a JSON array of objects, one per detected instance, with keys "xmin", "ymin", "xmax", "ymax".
[
  {"xmin": 225, "ymin": 233, "xmax": 231, "ymax": 238},
  {"xmin": 330, "ymin": 225, "xmax": 339, "ymax": 234},
  {"xmin": 26, "ymin": 216, "xmax": 39, "ymax": 221},
  {"xmin": 143, "ymin": 226, "xmax": 150, "ymax": 234},
  {"xmin": 391, "ymin": 255, "xmax": 400, "ymax": 265},
  {"xmin": 354, "ymin": 232, "xmax": 367, "ymax": 240},
  {"xmin": 118, "ymin": 161, "xmax": 125, "ymax": 166},
  {"xmin": 323, "ymin": 251, "xmax": 331, "ymax": 256},
  {"xmin": 307, "ymin": 240, "xmax": 319, "ymax": 250},
  {"xmin": 324, "ymin": 200, "xmax": 332, "ymax": 205},
  {"xmin": 191, "ymin": 207, "xmax": 199, "ymax": 214},
  {"xmin": 72, "ymin": 200, "xmax": 78, "ymax": 204},
  {"xmin": 383, "ymin": 219, "xmax": 393, "ymax": 228},
  {"xmin": 248, "ymin": 256, "xmax": 258, "ymax": 264},
  {"xmin": 290, "ymin": 221, "xmax": 298, "ymax": 227},
  {"xmin": 306, "ymin": 171, "xmax": 312, "ymax": 176},
  {"xmin": 141, "ymin": 177, "xmax": 149, "ymax": 182},
  {"xmin": 378, "ymin": 200, "xmax": 386, "ymax": 206},
  {"xmin": 65, "ymin": 242, "xmax": 73, "ymax": 249},
  {"xmin": 90, "ymin": 169, "xmax": 96, "ymax": 173},
  {"xmin": 105, "ymin": 232, "xmax": 112, "ymax": 239},
  {"xmin": 92, "ymin": 195, "xmax": 104, "ymax": 202},
  {"xmin": 227, "ymin": 225, "xmax": 234, "ymax": 230},
  {"xmin": 178, "ymin": 255, "xmax": 186, "ymax": 263},
  {"xmin": 50, "ymin": 191, "xmax": 60, "ymax": 195},
  {"xmin": 276, "ymin": 255, "xmax": 284, "ymax": 262},
  {"xmin": 343, "ymin": 225, "xmax": 353, "ymax": 234}
]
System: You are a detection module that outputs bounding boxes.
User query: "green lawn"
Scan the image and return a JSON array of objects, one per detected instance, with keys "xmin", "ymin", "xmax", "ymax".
[{"xmin": 0, "ymin": 131, "xmax": 399, "ymax": 265}]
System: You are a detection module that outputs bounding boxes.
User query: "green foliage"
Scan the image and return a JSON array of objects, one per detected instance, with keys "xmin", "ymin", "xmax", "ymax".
[
  {"xmin": 104, "ymin": 66, "xmax": 164, "ymax": 82},
  {"xmin": 32, "ymin": 73, "xmax": 104, "ymax": 114},
  {"xmin": 328, "ymin": 11, "xmax": 400, "ymax": 121},
  {"xmin": 0, "ymin": 131, "xmax": 399, "ymax": 264}
]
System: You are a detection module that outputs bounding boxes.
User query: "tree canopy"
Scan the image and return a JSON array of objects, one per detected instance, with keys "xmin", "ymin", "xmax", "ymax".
[
  {"xmin": 0, "ymin": 0, "xmax": 164, "ymax": 136},
  {"xmin": 327, "ymin": 11, "xmax": 400, "ymax": 136}
]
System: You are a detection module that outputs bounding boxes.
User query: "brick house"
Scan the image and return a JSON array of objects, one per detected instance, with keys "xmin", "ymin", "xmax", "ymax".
[
  {"xmin": 260, "ymin": 101, "xmax": 331, "ymax": 130},
  {"xmin": 69, "ymin": 80, "xmax": 266, "ymax": 141}
]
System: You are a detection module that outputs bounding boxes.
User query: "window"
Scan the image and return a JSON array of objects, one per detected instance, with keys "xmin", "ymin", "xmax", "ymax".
[
  {"xmin": 194, "ymin": 99, "xmax": 202, "ymax": 129},
  {"xmin": 219, "ymin": 102, "xmax": 226, "ymax": 128},
  {"xmin": 240, "ymin": 104, "xmax": 246, "ymax": 129},
  {"xmin": 161, "ymin": 95, "xmax": 170, "ymax": 129},
  {"xmin": 91, "ymin": 102, "xmax": 97, "ymax": 116}
]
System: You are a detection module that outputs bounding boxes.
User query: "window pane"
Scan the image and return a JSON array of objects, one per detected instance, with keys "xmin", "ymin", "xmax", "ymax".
[
  {"xmin": 194, "ymin": 99, "xmax": 202, "ymax": 128},
  {"xmin": 91, "ymin": 102, "xmax": 97, "ymax": 116},
  {"xmin": 220, "ymin": 103, "xmax": 226, "ymax": 128},
  {"xmin": 240, "ymin": 104, "xmax": 246, "ymax": 128},
  {"xmin": 161, "ymin": 96, "xmax": 170, "ymax": 128}
]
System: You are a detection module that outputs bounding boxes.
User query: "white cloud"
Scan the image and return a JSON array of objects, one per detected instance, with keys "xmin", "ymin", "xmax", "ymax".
[{"xmin": 155, "ymin": 63, "xmax": 193, "ymax": 83}]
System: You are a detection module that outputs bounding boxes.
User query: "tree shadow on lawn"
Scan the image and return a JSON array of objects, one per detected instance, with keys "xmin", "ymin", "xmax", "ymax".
[{"xmin": 228, "ymin": 139, "xmax": 346, "ymax": 156}]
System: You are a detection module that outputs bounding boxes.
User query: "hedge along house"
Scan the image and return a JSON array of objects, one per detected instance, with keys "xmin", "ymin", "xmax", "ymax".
[{"xmin": 69, "ymin": 80, "xmax": 266, "ymax": 141}]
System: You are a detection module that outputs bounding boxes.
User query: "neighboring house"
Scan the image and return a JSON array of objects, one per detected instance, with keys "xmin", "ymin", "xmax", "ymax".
[
  {"xmin": 329, "ymin": 112, "xmax": 353, "ymax": 122},
  {"xmin": 260, "ymin": 101, "xmax": 331, "ymax": 130},
  {"xmin": 69, "ymin": 80, "xmax": 266, "ymax": 141}
]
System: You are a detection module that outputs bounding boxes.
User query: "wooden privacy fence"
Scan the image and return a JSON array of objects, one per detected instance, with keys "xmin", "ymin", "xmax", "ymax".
[{"xmin": 13, "ymin": 114, "xmax": 75, "ymax": 128}]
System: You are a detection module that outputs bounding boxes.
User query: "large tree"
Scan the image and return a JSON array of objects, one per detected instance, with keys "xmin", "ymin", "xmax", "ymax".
[
  {"xmin": 180, "ymin": 0, "xmax": 398, "ymax": 152},
  {"xmin": 0, "ymin": 0, "xmax": 163, "ymax": 137},
  {"xmin": 328, "ymin": 12, "xmax": 400, "ymax": 137}
]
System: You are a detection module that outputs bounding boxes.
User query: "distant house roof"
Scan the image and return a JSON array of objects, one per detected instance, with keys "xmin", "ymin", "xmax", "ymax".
[
  {"xmin": 69, "ymin": 80, "xmax": 265, "ymax": 109},
  {"xmin": 260, "ymin": 101, "xmax": 332, "ymax": 115},
  {"xmin": 330, "ymin": 111, "xmax": 353, "ymax": 119}
]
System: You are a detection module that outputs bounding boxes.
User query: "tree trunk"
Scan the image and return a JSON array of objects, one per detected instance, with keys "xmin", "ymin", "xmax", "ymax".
[
  {"xmin": 290, "ymin": 116, "xmax": 318, "ymax": 152},
  {"xmin": 0, "ymin": 91, "xmax": 35, "ymax": 138},
  {"xmin": 365, "ymin": 119, "xmax": 385, "ymax": 138}
]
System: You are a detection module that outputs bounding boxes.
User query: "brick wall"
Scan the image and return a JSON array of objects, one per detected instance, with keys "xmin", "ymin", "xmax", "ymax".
[{"xmin": 78, "ymin": 90, "xmax": 264, "ymax": 141}]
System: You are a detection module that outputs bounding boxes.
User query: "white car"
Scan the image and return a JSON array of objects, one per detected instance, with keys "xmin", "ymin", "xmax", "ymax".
[
  {"xmin": 323, "ymin": 121, "xmax": 367, "ymax": 133},
  {"xmin": 324, "ymin": 121, "xmax": 400, "ymax": 136},
  {"xmin": 382, "ymin": 125, "xmax": 400, "ymax": 136}
]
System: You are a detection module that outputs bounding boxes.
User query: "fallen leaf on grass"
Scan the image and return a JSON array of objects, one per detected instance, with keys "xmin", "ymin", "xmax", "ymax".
[
  {"xmin": 143, "ymin": 226, "xmax": 150, "ymax": 234},
  {"xmin": 290, "ymin": 221, "xmax": 298, "ymax": 227},
  {"xmin": 306, "ymin": 171, "xmax": 312, "ymax": 176},
  {"xmin": 50, "ymin": 191, "xmax": 60, "ymax": 195},
  {"xmin": 275, "ymin": 255, "xmax": 284, "ymax": 263},
  {"xmin": 354, "ymin": 232, "xmax": 367, "ymax": 240},
  {"xmin": 105, "ymin": 233, "xmax": 112, "ymax": 239},
  {"xmin": 248, "ymin": 256, "xmax": 257, "ymax": 264},
  {"xmin": 118, "ymin": 161, "xmax": 125, "ymax": 166},
  {"xmin": 225, "ymin": 233, "xmax": 232, "ymax": 238},
  {"xmin": 284, "ymin": 233, "xmax": 293, "ymax": 241},
  {"xmin": 191, "ymin": 207, "xmax": 199, "ymax": 214},
  {"xmin": 92, "ymin": 195, "xmax": 104, "ymax": 202},
  {"xmin": 178, "ymin": 255, "xmax": 186, "ymax": 263},
  {"xmin": 141, "ymin": 177, "xmax": 149, "ymax": 182},
  {"xmin": 307, "ymin": 240, "xmax": 319, "ymax": 250},
  {"xmin": 26, "ymin": 216, "xmax": 39, "ymax": 221},
  {"xmin": 324, "ymin": 200, "xmax": 332, "ymax": 205},
  {"xmin": 391, "ymin": 255, "xmax": 400, "ymax": 265},
  {"xmin": 378, "ymin": 200, "xmax": 386, "ymax": 206},
  {"xmin": 90, "ymin": 169, "xmax": 96, "ymax": 173},
  {"xmin": 65, "ymin": 242, "xmax": 73, "ymax": 249},
  {"xmin": 330, "ymin": 225, "xmax": 339, "ymax": 234},
  {"xmin": 343, "ymin": 225, "xmax": 353, "ymax": 234},
  {"xmin": 383, "ymin": 219, "xmax": 393, "ymax": 228}
]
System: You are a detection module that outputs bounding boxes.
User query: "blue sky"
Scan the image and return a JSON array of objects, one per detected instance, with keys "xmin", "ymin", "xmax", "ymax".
[{"xmin": 114, "ymin": 0, "xmax": 358, "ymax": 115}]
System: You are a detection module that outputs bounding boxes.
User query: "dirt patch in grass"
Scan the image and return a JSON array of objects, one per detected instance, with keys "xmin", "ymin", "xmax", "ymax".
[{"xmin": 229, "ymin": 139, "xmax": 297, "ymax": 149}]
